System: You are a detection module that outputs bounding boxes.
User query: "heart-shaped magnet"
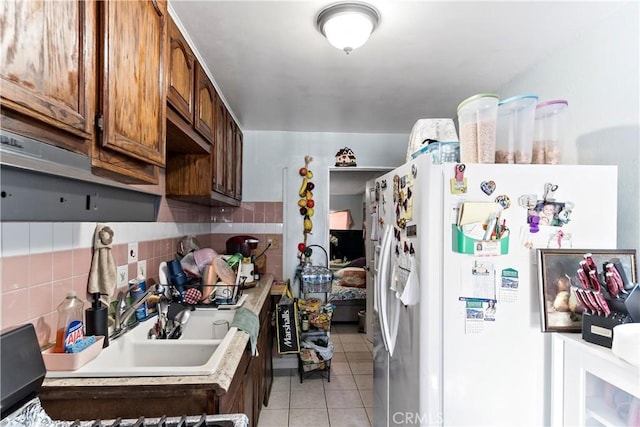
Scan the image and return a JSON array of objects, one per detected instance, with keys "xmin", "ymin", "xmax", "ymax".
[{"xmin": 481, "ymin": 180, "xmax": 496, "ymax": 195}]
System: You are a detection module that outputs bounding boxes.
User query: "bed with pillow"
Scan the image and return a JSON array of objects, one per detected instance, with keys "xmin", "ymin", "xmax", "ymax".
[{"xmin": 329, "ymin": 259, "xmax": 367, "ymax": 323}]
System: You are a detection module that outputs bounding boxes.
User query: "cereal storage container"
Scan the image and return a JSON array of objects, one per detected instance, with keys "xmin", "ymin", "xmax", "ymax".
[
  {"xmin": 533, "ymin": 100, "xmax": 568, "ymax": 164},
  {"xmin": 457, "ymin": 93, "xmax": 499, "ymax": 163},
  {"xmin": 495, "ymin": 94, "xmax": 538, "ymax": 163}
]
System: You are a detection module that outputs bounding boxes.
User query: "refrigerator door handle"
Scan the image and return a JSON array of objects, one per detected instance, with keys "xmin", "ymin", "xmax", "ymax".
[{"xmin": 378, "ymin": 225, "xmax": 394, "ymax": 354}]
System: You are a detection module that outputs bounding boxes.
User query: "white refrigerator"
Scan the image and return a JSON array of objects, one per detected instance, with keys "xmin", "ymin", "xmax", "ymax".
[{"xmin": 372, "ymin": 154, "xmax": 617, "ymax": 427}]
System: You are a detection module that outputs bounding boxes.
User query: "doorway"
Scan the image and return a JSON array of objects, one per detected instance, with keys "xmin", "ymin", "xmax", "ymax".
[{"xmin": 329, "ymin": 167, "xmax": 391, "ymax": 340}]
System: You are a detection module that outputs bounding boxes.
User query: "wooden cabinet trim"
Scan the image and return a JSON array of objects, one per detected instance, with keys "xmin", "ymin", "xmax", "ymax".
[
  {"xmin": 0, "ymin": 0, "xmax": 93, "ymax": 141},
  {"xmin": 167, "ymin": 16, "xmax": 195, "ymax": 123},
  {"xmin": 97, "ymin": 0, "xmax": 167, "ymax": 167},
  {"xmin": 193, "ymin": 63, "xmax": 216, "ymax": 144}
]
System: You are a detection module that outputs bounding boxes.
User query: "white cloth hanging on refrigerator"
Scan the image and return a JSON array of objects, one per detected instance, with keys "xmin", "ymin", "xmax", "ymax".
[
  {"xmin": 400, "ymin": 256, "xmax": 420, "ymax": 306},
  {"xmin": 370, "ymin": 210, "xmax": 379, "ymax": 240}
]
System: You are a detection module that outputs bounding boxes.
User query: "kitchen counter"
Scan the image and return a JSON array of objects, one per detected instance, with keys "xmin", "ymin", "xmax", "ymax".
[{"xmin": 41, "ymin": 274, "xmax": 274, "ymax": 396}]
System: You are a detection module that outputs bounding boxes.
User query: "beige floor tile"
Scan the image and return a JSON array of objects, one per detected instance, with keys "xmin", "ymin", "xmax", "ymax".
[
  {"xmin": 341, "ymin": 341, "xmax": 369, "ymax": 352},
  {"xmin": 257, "ymin": 409, "xmax": 289, "ymax": 427},
  {"xmin": 271, "ymin": 374, "xmax": 291, "ymax": 391},
  {"xmin": 265, "ymin": 389, "xmax": 290, "ymax": 410},
  {"xmin": 325, "ymin": 389, "xmax": 365, "ymax": 409},
  {"xmin": 323, "ymin": 374, "xmax": 358, "ymax": 391},
  {"xmin": 365, "ymin": 407, "xmax": 374, "ymax": 425},
  {"xmin": 338, "ymin": 333, "xmax": 367, "ymax": 343},
  {"xmin": 349, "ymin": 361, "xmax": 373, "ymax": 375},
  {"xmin": 346, "ymin": 352, "xmax": 372, "ymax": 362},
  {"xmin": 332, "ymin": 341, "xmax": 345, "ymax": 352},
  {"xmin": 353, "ymin": 374, "xmax": 373, "ymax": 390},
  {"xmin": 332, "ymin": 324, "xmax": 359, "ymax": 334},
  {"xmin": 330, "ymin": 361, "xmax": 351, "ymax": 376},
  {"xmin": 290, "ymin": 387, "xmax": 327, "ymax": 409},
  {"xmin": 288, "ymin": 408, "xmax": 330, "ymax": 427},
  {"xmin": 291, "ymin": 375, "xmax": 325, "ymax": 390},
  {"xmin": 332, "ymin": 352, "xmax": 347, "ymax": 363},
  {"xmin": 328, "ymin": 408, "xmax": 371, "ymax": 427},
  {"xmin": 358, "ymin": 388, "xmax": 374, "ymax": 408}
]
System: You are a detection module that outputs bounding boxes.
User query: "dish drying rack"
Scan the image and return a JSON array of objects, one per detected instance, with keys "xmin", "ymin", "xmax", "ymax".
[{"xmin": 166, "ymin": 269, "xmax": 249, "ymax": 308}]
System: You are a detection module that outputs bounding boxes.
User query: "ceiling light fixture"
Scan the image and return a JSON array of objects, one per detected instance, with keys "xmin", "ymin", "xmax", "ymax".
[{"xmin": 316, "ymin": 2, "xmax": 380, "ymax": 54}]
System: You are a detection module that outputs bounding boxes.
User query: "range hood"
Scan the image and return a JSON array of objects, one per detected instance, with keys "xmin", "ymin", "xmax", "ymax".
[{"xmin": 0, "ymin": 130, "xmax": 160, "ymax": 222}]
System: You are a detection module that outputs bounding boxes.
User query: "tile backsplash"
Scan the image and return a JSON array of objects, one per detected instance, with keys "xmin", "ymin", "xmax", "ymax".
[{"xmin": 0, "ymin": 201, "xmax": 283, "ymax": 347}]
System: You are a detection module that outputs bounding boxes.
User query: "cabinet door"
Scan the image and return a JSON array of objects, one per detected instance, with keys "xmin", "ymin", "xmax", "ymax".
[
  {"xmin": 0, "ymin": 0, "xmax": 93, "ymax": 148},
  {"xmin": 97, "ymin": 0, "xmax": 166, "ymax": 167},
  {"xmin": 194, "ymin": 63, "xmax": 216, "ymax": 144},
  {"xmin": 167, "ymin": 16, "xmax": 195, "ymax": 123},
  {"xmin": 262, "ymin": 306, "xmax": 274, "ymax": 406},
  {"xmin": 213, "ymin": 100, "xmax": 227, "ymax": 194},
  {"xmin": 244, "ymin": 361, "xmax": 255, "ymax": 427},
  {"xmin": 225, "ymin": 114, "xmax": 235, "ymax": 197},
  {"xmin": 233, "ymin": 125, "xmax": 243, "ymax": 200}
]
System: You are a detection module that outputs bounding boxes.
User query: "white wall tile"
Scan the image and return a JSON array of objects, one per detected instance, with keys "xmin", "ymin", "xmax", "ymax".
[
  {"xmin": 72, "ymin": 223, "xmax": 98, "ymax": 249},
  {"xmin": 29, "ymin": 223, "xmax": 53, "ymax": 254},
  {"xmin": 1, "ymin": 222, "xmax": 30, "ymax": 256},
  {"xmin": 53, "ymin": 223, "xmax": 73, "ymax": 251},
  {"xmin": 211, "ymin": 223, "xmax": 233, "ymax": 233},
  {"xmin": 107, "ymin": 223, "xmax": 126, "ymax": 245}
]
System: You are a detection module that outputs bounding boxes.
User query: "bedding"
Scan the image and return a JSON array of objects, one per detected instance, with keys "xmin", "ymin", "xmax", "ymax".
[
  {"xmin": 328, "ymin": 265, "xmax": 366, "ymax": 323},
  {"xmin": 333, "ymin": 267, "xmax": 366, "ymax": 288},
  {"xmin": 329, "ymin": 279, "xmax": 367, "ymax": 301}
]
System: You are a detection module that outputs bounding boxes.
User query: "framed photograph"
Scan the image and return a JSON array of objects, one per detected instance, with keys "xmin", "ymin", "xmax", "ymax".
[{"xmin": 536, "ymin": 249, "xmax": 637, "ymax": 332}]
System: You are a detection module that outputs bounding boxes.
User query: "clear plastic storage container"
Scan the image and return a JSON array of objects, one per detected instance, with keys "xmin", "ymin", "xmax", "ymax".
[
  {"xmin": 495, "ymin": 94, "xmax": 538, "ymax": 163},
  {"xmin": 457, "ymin": 93, "xmax": 499, "ymax": 163},
  {"xmin": 533, "ymin": 100, "xmax": 568, "ymax": 164}
]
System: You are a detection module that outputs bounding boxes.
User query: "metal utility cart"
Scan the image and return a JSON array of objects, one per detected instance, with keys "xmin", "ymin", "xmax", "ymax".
[{"xmin": 297, "ymin": 245, "xmax": 334, "ymax": 383}]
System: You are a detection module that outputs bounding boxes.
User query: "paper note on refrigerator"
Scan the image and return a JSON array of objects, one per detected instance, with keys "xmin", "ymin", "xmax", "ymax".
[
  {"xmin": 457, "ymin": 202, "xmax": 502, "ymax": 226},
  {"xmin": 460, "ymin": 260, "xmax": 496, "ymax": 300}
]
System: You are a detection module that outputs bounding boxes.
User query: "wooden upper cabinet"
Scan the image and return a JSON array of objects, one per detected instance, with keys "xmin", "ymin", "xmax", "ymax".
[
  {"xmin": 0, "ymin": 0, "xmax": 93, "ymax": 153},
  {"xmin": 194, "ymin": 63, "xmax": 216, "ymax": 143},
  {"xmin": 213, "ymin": 100, "xmax": 227, "ymax": 194},
  {"xmin": 225, "ymin": 112, "xmax": 235, "ymax": 197},
  {"xmin": 234, "ymin": 125, "xmax": 243, "ymax": 200},
  {"xmin": 96, "ymin": 0, "xmax": 167, "ymax": 168},
  {"xmin": 167, "ymin": 16, "xmax": 195, "ymax": 123}
]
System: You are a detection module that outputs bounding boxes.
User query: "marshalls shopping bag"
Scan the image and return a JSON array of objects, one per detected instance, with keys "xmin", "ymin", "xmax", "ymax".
[{"xmin": 276, "ymin": 282, "xmax": 300, "ymax": 354}]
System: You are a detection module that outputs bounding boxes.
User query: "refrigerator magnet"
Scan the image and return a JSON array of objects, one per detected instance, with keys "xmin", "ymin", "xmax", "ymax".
[
  {"xmin": 494, "ymin": 195, "xmax": 511, "ymax": 209},
  {"xmin": 480, "ymin": 180, "xmax": 496, "ymax": 195},
  {"xmin": 500, "ymin": 268, "xmax": 519, "ymax": 303},
  {"xmin": 465, "ymin": 300, "xmax": 485, "ymax": 334},
  {"xmin": 450, "ymin": 164, "xmax": 467, "ymax": 194}
]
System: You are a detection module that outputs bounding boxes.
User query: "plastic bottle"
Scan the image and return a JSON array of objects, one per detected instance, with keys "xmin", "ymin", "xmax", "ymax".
[
  {"xmin": 129, "ymin": 274, "xmax": 147, "ymax": 322},
  {"xmin": 53, "ymin": 291, "xmax": 85, "ymax": 353},
  {"xmin": 301, "ymin": 310, "xmax": 310, "ymax": 332},
  {"xmin": 85, "ymin": 292, "xmax": 109, "ymax": 348}
]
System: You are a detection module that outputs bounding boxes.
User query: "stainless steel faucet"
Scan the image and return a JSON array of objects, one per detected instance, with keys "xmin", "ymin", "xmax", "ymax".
[{"xmin": 111, "ymin": 285, "xmax": 157, "ymax": 339}]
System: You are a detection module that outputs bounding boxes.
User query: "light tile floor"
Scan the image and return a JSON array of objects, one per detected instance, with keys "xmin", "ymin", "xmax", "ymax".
[{"xmin": 259, "ymin": 323, "xmax": 374, "ymax": 427}]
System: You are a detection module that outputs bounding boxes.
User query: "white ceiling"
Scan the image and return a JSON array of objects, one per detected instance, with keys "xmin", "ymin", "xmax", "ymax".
[{"xmin": 170, "ymin": 1, "xmax": 626, "ymax": 135}]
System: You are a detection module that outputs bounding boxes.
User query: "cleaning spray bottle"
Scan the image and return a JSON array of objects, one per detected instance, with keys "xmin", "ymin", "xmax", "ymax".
[
  {"xmin": 53, "ymin": 291, "xmax": 85, "ymax": 353},
  {"xmin": 85, "ymin": 292, "xmax": 109, "ymax": 348}
]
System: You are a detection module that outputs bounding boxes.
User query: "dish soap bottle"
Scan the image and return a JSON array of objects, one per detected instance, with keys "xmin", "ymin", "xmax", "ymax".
[
  {"xmin": 53, "ymin": 291, "xmax": 85, "ymax": 353},
  {"xmin": 85, "ymin": 292, "xmax": 109, "ymax": 348}
]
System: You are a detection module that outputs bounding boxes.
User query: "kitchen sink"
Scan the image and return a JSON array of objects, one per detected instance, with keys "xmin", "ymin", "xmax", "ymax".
[
  {"xmin": 179, "ymin": 309, "xmax": 236, "ymax": 340},
  {"xmin": 45, "ymin": 308, "xmax": 238, "ymax": 378}
]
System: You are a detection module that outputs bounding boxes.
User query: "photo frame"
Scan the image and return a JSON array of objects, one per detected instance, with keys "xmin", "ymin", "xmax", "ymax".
[{"xmin": 536, "ymin": 249, "xmax": 637, "ymax": 332}]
